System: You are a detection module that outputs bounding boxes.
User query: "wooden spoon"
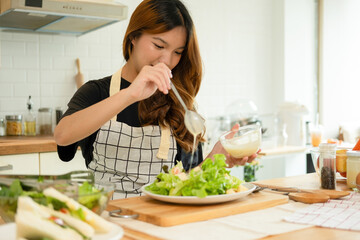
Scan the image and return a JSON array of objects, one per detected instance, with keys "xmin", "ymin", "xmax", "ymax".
[
  {"xmin": 289, "ymin": 192, "xmax": 330, "ymax": 204},
  {"xmin": 302, "ymin": 189, "xmax": 350, "ymax": 199},
  {"xmin": 253, "ymin": 183, "xmax": 350, "ymax": 199},
  {"xmin": 253, "ymin": 183, "xmax": 350, "ymax": 203}
]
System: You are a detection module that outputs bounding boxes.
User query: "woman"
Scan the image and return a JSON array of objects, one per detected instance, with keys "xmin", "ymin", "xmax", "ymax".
[{"xmin": 55, "ymin": 0, "xmax": 257, "ymax": 199}]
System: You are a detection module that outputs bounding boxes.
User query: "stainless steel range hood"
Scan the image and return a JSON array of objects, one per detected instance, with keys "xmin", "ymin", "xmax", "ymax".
[{"xmin": 0, "ymin": 0, "xmax": 127, "ymax": 35}]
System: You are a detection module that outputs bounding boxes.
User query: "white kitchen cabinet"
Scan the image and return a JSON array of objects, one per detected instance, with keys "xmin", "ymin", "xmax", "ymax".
[
  {"xmin": 256, "ymin": 153, "xmax": 307, "ymax": 180},
  {"xmin": 230, "ymin": 152, "xmax": 307, "ymax": 181},
  {"xmin": 0, "ymin": 153, "xmax": 39, "ymax": 175},
  {"xmin": 39, "ymin": 150, "xmax": 87, "ymax": 175}
]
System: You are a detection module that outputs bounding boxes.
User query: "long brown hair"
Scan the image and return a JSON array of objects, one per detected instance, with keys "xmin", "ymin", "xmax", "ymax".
[{"xmin": 123, "ymin": 0, "xmax": 203, "ymax": 152}]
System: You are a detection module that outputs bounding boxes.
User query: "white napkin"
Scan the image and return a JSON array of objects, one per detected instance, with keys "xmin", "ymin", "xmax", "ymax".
[
  {"xmin": 284, "ymin": 192, "xmax": 360, "ymax": 231},
  {"xmin": 105, "ymin": 202, "xmax": 312, "ymax": 240}
]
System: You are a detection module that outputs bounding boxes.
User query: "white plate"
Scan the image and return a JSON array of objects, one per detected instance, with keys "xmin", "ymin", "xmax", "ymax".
[
  {"xmin": 141, "ymin": 182, "xmax": 256, "ymax": 204},
  {"xmin": 0, "ymin": 222, "xmax": 124, "ymax": 240}
]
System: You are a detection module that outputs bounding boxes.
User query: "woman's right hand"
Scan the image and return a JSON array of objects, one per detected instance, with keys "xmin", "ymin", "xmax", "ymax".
[
  {"xmin": 127, "ymin": 63, "xmax": 172, "ymax": 101},
  {"xmin": 55, "ymin": 63, "xmax": 172, "ymax": 146}
]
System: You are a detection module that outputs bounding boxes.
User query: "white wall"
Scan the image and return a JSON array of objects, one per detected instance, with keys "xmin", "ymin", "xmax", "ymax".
[
  {"xmin": 186, "ymin": 0, "xmax": 285, "ymax": 118},
  {"xmin": 0, "ymin": 0, "xmax": 316, "ymax": 138},
  {"xmin": 320, "ymin": 0, "xmax": 360, "ymax": 142},
  {"xmin": 284, "ymin": 0, "xmax": 317, "ymax": 115}
]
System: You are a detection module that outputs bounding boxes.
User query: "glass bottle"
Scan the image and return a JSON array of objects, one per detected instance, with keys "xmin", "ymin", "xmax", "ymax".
[
  {"xmin": 319, "ymin": 143, "xmax": 336, "ymax": 189},
  {"xmin": 24, "ymin": 96, "xmax": 36, "ymax": 136}
]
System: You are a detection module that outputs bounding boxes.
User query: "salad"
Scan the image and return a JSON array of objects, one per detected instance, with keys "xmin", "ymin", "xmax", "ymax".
[
  {"xmin": 0, "ymin": 180, "xmax": 109, "ymax": 222},
  {"xmin": 145, "ymin": 154, "xmax": 247, "ymax": 198}
]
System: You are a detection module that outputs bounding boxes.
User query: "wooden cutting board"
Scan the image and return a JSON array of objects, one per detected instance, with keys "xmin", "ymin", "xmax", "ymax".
[{"xmin": 107, "ymin": 192, "xmax": 288, "ymax": 227}]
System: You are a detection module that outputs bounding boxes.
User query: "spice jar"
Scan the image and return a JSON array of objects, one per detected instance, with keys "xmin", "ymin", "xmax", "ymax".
[
  {"xmin": 38, "ymin": 108, "xmax": 52, "ymax": 135},
  {"xmin": 6, "ymin": 115, "xmax": 23, "ymax": 136},
  {"xmin": 0, "ymin": 118, "xmax": 5, "ymax": 136},
  {"xmin": 346, "ymin": 151, "xmax": 360, "ymax": 188},
  {"xmin": 319, "ymin": 143, "xmax": 336, "ymax": 189}
]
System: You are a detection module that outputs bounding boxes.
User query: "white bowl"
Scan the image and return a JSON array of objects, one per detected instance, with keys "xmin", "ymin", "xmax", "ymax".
[{"xmin": 220, "ymin": 124, "xmax": 261, "ymax": 158}]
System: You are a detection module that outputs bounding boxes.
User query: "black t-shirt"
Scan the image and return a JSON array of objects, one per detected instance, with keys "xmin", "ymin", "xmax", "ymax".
[{"xmin": 57, "ymin": 76, "xmax": 202, "ymax": 171}]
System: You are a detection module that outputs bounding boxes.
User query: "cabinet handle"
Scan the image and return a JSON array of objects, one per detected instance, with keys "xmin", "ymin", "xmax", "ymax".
[{"xmin": 0, "ymin": 164, "xmax": 13, "ymax": 171}]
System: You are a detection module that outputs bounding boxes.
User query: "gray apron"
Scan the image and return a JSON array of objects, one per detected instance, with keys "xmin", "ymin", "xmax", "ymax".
[{"xmin": 88, "ymin": 68, "xmax": 177, "ymax": 199}]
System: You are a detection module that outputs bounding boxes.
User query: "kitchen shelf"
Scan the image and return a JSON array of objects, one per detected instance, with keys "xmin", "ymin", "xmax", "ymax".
[
  {"xmin": 0, "ymin": 136, "xmax": 57, "ymax": 155},
  {"xmin": 261, "ymin": 145, "xmax": 307, "ymax": 156}
]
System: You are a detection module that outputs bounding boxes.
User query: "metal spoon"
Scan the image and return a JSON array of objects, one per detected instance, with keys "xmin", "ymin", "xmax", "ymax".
[{"xmin": 170, "ymin": 81, "xmax": 205, "ymax": 135}]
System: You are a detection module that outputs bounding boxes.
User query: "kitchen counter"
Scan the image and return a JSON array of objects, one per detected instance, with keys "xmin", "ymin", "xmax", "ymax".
[
  {"xmin": 261, "ymin": 145, "xmax": 307, "ymax": 156},
  {"xmin": 108, "ymin": 174, "xmax": 357, "ymax": 240},
  {"xmin": 0, "ymin": 136, "xmax": 57, "ymax": 155},
  {"xmin": 0, "ymin": 174, "xmax": 358, "ymax": 240},
  {"xmin": 0, "ymin": 135, "xmax": 306, "ymax": 157}
]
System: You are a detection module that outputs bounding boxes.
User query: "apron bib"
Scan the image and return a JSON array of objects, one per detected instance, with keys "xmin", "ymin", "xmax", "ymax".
[{"xmin": 88, "ymin": 68, "xmax": 177, "ymax": 199}]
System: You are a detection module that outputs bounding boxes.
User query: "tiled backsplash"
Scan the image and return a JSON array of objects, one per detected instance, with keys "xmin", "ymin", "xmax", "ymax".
[
  {"xmin": 0, "ymin": 26, "xmax": 125, "ymax": 119},
  {"xmin": 0, "ymin": 0, "xmax": 317, "ymax": 140},
  {"xmin": 0, "ymin": 1, "xmax": 141, "ymax": 124}
]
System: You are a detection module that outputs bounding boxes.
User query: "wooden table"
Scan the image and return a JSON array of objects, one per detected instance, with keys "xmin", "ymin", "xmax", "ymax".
[
  {"xmin": 1, "ymin": 174, "xmax": 358, "ymax": 240},
  {"xmin": 257, "ymin": 174, "xmax": 358, "ymax": 240},
  {"xmin": 113, "ymin": 173, "xmax": 358, "ymax": 240}
]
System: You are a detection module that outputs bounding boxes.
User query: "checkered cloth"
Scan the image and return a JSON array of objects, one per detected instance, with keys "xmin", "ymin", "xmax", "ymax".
[
  {"xmin": 89, "ymin": 120, "xmax": 176, "ymax": 199},
  {"xmin": 284, "ymin": 192, "xmax": 360, "ymax": 231}
]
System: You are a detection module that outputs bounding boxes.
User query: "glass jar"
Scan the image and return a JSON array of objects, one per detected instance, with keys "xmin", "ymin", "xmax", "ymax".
[
  {"xmin": 6, "ymin": 115, "xmax": 23, "ymax": 136},
  {"xmin": 0, "ymin": 118, "xmax": 5, "ymax": 136},
  {"xmin": 346, "ymin": 151, "xmax": 360, "ymax": 188},
  {"xmin": 38, "ymin": 108, "xmax": 52, "ymax": 135},
  {"xmin": 319, "ymin": 143, "xmax": 336, "ymax": 189}
]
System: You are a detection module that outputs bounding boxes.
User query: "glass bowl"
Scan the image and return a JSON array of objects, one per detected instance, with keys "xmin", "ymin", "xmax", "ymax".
[
  {"xmin": 310, "ymin": 147, "xmax": 349, "ymax": 177},
  {"xmin": 0, "ymin": 180, "xmax": 114, "ymax": 223},
  {"xmin": 220, "ymin": 124, "xmax": 262, "ymax": 158}
]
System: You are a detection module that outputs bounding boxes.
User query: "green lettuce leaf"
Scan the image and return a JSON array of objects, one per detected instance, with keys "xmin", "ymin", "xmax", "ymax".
[{"xmin": 145, "ymin": 154, "xmax": 243, "ymax": 198}]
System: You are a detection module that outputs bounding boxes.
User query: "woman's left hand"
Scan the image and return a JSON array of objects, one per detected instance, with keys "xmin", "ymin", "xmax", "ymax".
[
  {"xmin": 209, "ymin": 141, "xmax": 258, "ymax": 168},
  {"xmin": 206, "ymin": 124, "xmax": 259, "ymax": 168}
]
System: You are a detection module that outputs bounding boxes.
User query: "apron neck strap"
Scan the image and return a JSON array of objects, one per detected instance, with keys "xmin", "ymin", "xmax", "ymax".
[
  {"xmin": 156, "ymin": 126, "xmax": 171, "ymax": 160},
  {"xmin": 109, "ymin": 68, "xmax": 122, "ymax": 121}
]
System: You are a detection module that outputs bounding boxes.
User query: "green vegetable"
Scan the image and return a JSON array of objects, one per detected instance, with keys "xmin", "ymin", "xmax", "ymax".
[
  {"xmin": 0, "ymin": 180, "xmax": 25, "ymax": 221},
  {"xmin": 0, "ymin": 180, "xmax": 105, "ymax": 222},
  {"xmin": 77, "ymin": 181, "xmax": 102, "ymax": 210},
  {"xmin": 145, "ymin": 154, "xmax": 243, "ymax": 198},
  {"xmin": 70, "ymin": 207, "xmax": 86, "ymax": 221},
  {"xmin": 47, "ymin": 196, "xmax": 68, "ymax": 211}
]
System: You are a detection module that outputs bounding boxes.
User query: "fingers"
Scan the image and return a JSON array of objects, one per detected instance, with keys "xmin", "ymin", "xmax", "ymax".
[
  {"xmin": 226, "ymin": 156, "xmax": 246, "ymax": 168},
  {"xmin": 225, "ymin": 123, "xmax": 240, "ymax": 139},
  {"xmin": 240, "ymin": 156, "xmax": 248, "ymax": 165},
  {"xmin": 226, "ymin": 154, "xmax": 259, "ymax": 168},
  {"xmin": 231, "ymin": 123, "xmax": 240, "ymax": 131},
  {"xmin": 150, "ymin": 63, "xmax": 172, "ymax": 94},
  {"xmin": 150, "ymin": 70, "xmax": 169, "ymax": 94},
  {"xmin": 247, "ymin": 154, "xmax": 257, "ymax": 163},
  {"xmin": 154, "ymin": 64, "xmax": 172, "ymax": 93},
  {"xmin": 138, "ymin": 63, "xmax": 172, "ymax": 95},
  {"xmin": 159, "ymin": 63, "xmax": 172, "ymax": 90}
]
